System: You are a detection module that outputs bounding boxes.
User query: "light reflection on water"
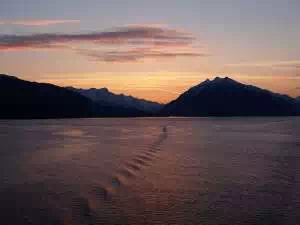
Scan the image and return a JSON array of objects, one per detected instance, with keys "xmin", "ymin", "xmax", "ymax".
[{"xmin": 0, "ymin": 117, "xmax": 299, "ymax": 225}]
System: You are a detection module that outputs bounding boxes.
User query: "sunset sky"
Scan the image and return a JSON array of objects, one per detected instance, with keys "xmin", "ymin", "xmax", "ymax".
[{"xmin": 1, "ymin": 0, "xmax": 300, "ymax": 103}]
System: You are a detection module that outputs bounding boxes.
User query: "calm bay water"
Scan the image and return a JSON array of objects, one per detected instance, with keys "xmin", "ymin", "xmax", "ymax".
[{"xmin": 0, "ymin": 117, "xmax": 299, "ymax": 225}]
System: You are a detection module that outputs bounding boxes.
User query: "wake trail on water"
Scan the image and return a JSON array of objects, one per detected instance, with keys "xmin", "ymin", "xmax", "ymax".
[
  {"xmin": 112, "ymin": 127, "xmax": 168, "ymax": 189},
  {"xmin": 69, "ymin": 126, "xmax": 170, "ymax": 225},
  {"xmin": 95, "ymin": 126, "xmax": 168, "ymax": 199}
]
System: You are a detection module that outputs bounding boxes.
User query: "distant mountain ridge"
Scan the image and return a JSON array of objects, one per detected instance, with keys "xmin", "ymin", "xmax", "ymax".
[
  {"xmin": 67, "ymin": 87, "xmax": 163, "ymax": 113},
  {"xmin": 160, "ymin": 77, "xmax": 300, "ymax": 116},
  {"xmin": 0, "ymin": 74, "xmax": 147, "ymax": 119}
]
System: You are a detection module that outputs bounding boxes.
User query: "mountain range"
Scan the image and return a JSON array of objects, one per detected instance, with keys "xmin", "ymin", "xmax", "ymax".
[
  {"xmin": 0, "ymin": 74, "xmax": 299, "ymax": 119},
  {"xmin": 66, "ymin": 87, "xmax": 163, "ymax": 113}
]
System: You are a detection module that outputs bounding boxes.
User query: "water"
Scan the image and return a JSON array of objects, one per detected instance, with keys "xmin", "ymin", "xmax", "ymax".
[{"xmin": 0, "ymin": 117, "xmax": 299, "ymax": 225}]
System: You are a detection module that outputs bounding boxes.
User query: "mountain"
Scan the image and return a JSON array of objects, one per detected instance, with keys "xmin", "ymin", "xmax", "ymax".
[
  {"xmin": 160, "ymin": 77, "xmax": 300, "ymax": 117},
  {"xmin": 0, "ymin": 74, "xmax": 147, "ymax": 119},
  {"xmin": 67, "ymin": 87, "xmax": 163, "ymax": 113},
  {"xmin": 2, "ymin": 74, "xmax": 299, "ymax": 119}
]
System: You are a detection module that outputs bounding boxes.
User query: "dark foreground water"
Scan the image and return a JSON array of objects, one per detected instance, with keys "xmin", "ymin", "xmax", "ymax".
[{"xmin": 0, "ymin": 118, "xmax": 299, "ymax": 225}]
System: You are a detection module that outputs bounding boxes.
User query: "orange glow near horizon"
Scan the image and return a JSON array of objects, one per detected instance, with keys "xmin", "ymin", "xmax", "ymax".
[
  {"xmin": 36, "ymin": 73, "xmax": 300, "ymax": 103},
  {"xmin": 1, "ymin": 23, "xmax": 300, "ymax": 103}
]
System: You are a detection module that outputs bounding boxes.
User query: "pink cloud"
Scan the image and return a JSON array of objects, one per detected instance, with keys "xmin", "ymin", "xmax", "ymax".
[
  {"xmin": 0, "ymin": 25, "xmax": 207, "ymax": 62},
  {"xmin": 0, "ymin": 20, "xmax": 80, "ymax": 26},
  {"xmin": 78, "ymin": 47, "xmax": 207, "ymax": 62}
]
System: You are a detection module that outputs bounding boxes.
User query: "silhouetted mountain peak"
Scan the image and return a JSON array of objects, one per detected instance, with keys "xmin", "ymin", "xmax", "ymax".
[
  {"xmin": 182, "ymin": 76, "xmax": 240, "ymax": 99},
  {"xmin": 212, "ymin": 76, "xmax": 231, "ymax": 81},
  {"xmin": 211, "ymin": 76, "xmax": 239, "ymax": 85},
  {"xmin": 161, "ymin": 76, "xmax": 300, "ymax": 116}
]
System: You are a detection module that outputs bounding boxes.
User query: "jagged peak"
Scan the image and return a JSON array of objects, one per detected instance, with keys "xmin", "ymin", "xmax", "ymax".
[
  {"xmin": 181, "ymin": 76, "xmax": 246, "ymax": 100},
  {"xmin": 99, "ymin": 87, "xmax": 109, "ymax": 92},
  {"xmin": 85, "ymin": 87, "xmax": 109, "ymax": 92},
  {"xmin": 210, "ymin": 76, "xmax": 240, "ymax": 85},
  {"xmin": 212, "ymin": 76, "xmax": 233, "ymax": 81},
  {"xmin": 191, "ymin": 76, "xmax": 237, "ymax": 91}
]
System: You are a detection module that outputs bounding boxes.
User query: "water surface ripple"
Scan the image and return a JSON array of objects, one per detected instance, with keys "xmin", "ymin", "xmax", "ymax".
[{"xmin": 0, "ymin": 117, "xmax": 299, "ymax": 225}]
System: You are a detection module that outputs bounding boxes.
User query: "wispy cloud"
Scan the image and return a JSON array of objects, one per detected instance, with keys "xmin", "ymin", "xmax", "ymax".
[
  {"xmin": 227, "ymin": 60, "xmax": 300, "ymax": 70},
  {"xmin": 275, "ymin": 61, "xmax": 300, "ymax": 69},
  {"xmin": 0, "ymin": 25, "xmax": 206, "ymax": 62},
  {"xmin": 0, "ymin": 20, "xmax": 80, "ymax": 26},
  {"xmin": 78, "ymin": 47, "xmax": 206, "ymax": 62}
]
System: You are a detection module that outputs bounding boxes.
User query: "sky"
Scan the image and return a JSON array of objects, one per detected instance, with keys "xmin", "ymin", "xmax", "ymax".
[{"xmin": 1, "ymin": 0, "xmax": 300, "ymax": 103}]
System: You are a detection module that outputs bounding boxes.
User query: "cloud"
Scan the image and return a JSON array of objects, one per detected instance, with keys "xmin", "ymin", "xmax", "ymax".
[
  {"xmin": 0, "ymin": 20, "xmax": 80, "ymax": 26},
  {"xmin": 0, "ymin": 25, "xmax": 205, "ymax": 62},
  {"xmin": 274, "ymin": 61, "xmax": 300, "ymax": 69},
  {"xmin": 227, "ymin": 60, "xmax": 300, "ymax": 70},
  {"xmin": 78, "ymin": 47, "xmax": 206, "ymax": 62}
]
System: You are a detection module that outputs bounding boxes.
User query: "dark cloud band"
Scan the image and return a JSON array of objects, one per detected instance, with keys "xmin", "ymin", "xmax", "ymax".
[{"xmin": 0, "ymin": 25, "xmax": 205, "ymax": 62}]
